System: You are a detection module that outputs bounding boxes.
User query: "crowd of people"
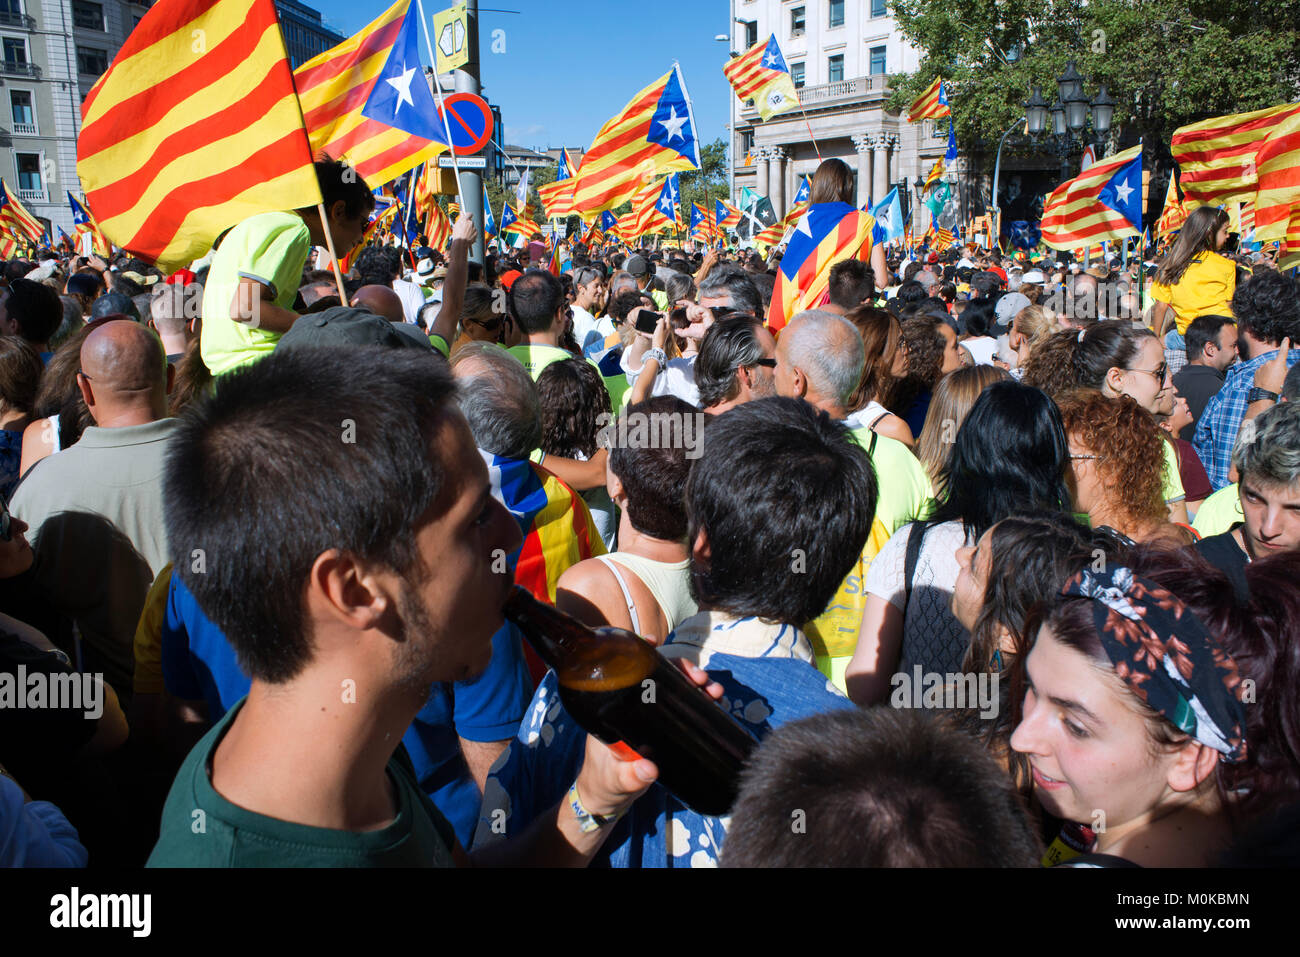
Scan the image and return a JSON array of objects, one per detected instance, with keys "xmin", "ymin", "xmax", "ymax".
[{"xmin": 1, "ymin": 155, "xmax": 1298, "ymax": 869}]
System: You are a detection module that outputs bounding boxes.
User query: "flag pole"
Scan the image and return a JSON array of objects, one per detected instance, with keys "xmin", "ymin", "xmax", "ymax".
[
  {"xmin": 416, "ymin": 0, "xmax": 464, "ymax": 203},
  {"xmin": 797, "ymin": 105, "xmax": 822, "ymax": 160},
  {"xmin": 317, "ymin": 203, "xmax": 349, "ymax": 303}
]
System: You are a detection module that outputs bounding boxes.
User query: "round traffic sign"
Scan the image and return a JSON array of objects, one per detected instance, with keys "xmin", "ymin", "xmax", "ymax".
[{"xmin": 435, "ymin": 92, "xmax": 494, "ymax": 156}]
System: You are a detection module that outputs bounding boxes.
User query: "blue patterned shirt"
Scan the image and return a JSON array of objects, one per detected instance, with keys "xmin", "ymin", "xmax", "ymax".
[
  {"xmin": 1193, "ymin": 348, "xmax": 1299, "ymax": 490},
  {"xmin": 472, "ymin": 611, "xmax": 852, "ymax": 867}
]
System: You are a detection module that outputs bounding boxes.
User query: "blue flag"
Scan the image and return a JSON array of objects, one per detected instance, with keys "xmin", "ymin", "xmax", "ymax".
[
  {"xmin": 945, "ymin": 120, "xmax": 958, "ymax": 162},
  {"xmin": 871, "ymin": 187, "xmax": 905, "ymax": 243}
]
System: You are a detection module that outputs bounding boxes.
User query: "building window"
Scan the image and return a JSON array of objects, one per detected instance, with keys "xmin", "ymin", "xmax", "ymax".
[
  {"xmin": 871, "ymin": 0, "xmax": 888, "ymax": 16},
  {"xmin": 829, "ymin": 0, "xmax": 844, "ymax": 28},
  {"xmin": 0, "ymin": 0, "xmax": 22, "ymax": 17},
  {"xmin": 15, "ymin": 152, "xmax": 41, "ymax": 194},
  {"xmin": 790, "ymin": 61, "xmax": 805, "ymax": 88},
  {"xmin": 3, "ymin": 37, "xmax": 27, "ymax": 65},
  {"xmin": 741, "ymin": 130, "xmax": 754, "ymax": 156},
  {"xmin": 790, "ymin": 6, "xmax": 805, "ymax": 37},
  {"xmin": 72, "ymin": 0, "xmax": 105, "ymax": 30},
  {"xmin": 76, "ymin": 45, "xmax": 108, "ymax": 75},
  {"xmin": 10, "ymin": 89, "xmax": 33, "ymax": 132},
  {"xmin": 828, "ymin": 53, "xmax": 844, "ymax": 83},
  {"xmin": 744, "ymin": 20, "xmax": 757, "ymax": 47},
  {"xmin": 869, "ymin": 45, "xmax": 887, "ymax": 75}
]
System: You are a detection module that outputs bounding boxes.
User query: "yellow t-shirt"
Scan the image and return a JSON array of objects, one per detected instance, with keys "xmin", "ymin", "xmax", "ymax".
[
  {"xmin": 807, "ymin": 427, "xmax": 933, "ymax": 691},
  {"xmin": 1192, "ymin": 483, "xmax": 1242, "ymax": 538},
  {"xmin": 132, "ymin": 563, "xmax": 173, "ymax": 696},
  {"xmin": 1162, "ymin": 439, "xmax": 1186, "ymax": 505},
  {"xmin": 200, "ymin": 211, "xmax": 312, "ymax": 376},
  {"xmin": 1150, "ymin": 252, "xmax": 1236, "ymax": 335}
]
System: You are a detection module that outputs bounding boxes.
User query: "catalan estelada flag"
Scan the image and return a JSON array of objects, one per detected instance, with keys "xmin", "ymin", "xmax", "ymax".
[
  {"xmin": 689, "ymin": 203, "xmax": 716, "ymax": 243},
  {"xmin": 769, "ymin": 202, "xmax": 879, "ymax": 331},
  {"xmin": 1041, "ymin": 144, "xmax": 1143, "ymax": 251},
  {"xmin": 1155, "ymin": 178, "xmax": 1188, "ymax": 237},
  {"xmin": 572, "ymin": 65, "xmax": 700, "ymax": 215},
  {"xmin": 723, "ymin": 34, "xmax": 800, "ymax": 122},
  {"xmin": 69, "ymin": 192, "xmax": 110, "ymax": 255},
  {"xmin": 538, "ymin": 150, "xmax": 578, "ymax": 220},
  {"xmin": 753, "ymin": 220, "xmax": 788, "ymax": 255},
  {"xmin": 0, "ymin": 182, "xmax": 43, "ymax": 244},
  {"xmin": 1171, "ymin": 102, "xmax": 1300, "ymax": 208},
  {"xmin": 340, "ymin": 204, "xmax": 395, "ymax": 271},
  {"xmin": 501, "ymin": 203, "xmax": 540, "ymax": 240},
  {"xmin": 76, "ymin": 0, "xmax": 321, "ymax": 271},
  {"xmin": 907, "ymin": 77, "xmax": 950, "ymax": 122},
  {"xmin": 715, "ymin": 198, "xmax": 742, "ymax": 231},
  {"xmin": 546, "ymin": 232, "xmax": 562, "ymax": 276},
  {"xmin": 922, "ymin": 157, "xmax": 945, "ymax": 194},
  {"xmin": 626, "ymin": 176, "xmax": 673, "ymax": 236},
  {"xmin": 425, "ymin": 200, "xmax": 451, "ymax": 253},
  {"xmin": 294, "ymin": 0, "xmax": 446, "ymax": 193},
  {"xmin": 785, "ymin": 176, "xmax": 812, "ymax": 223},
  {"xmin": 1252, "ymin": 107, "xmax": 1300, "ymax": 244}
]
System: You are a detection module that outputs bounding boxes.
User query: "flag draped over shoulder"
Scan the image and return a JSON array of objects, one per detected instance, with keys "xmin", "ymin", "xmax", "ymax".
[
  {"xmin": 769, "ymin": 203, "xmax": 877, "ymax": 331},
  {"xmin": 1171, "ymin": 102, "xmax": 1300, "ymax": 208},
  {"xmin": 0, "ymin": 182, "xmax": 44, "ymax": 244},
  {"xmin": 723, "ymin": 34, "xmax": 800, "ymax": 122},
  {"xmin": 484, "ymin": 450, "xmax": 604, "ymax": 605},
  {"xmin": 76, "ymin": 0, "xmax": 321, "ymax": 270},
  {"xmin": 572, "ymin": 65, "xmax": 701, "ymax": 215},
  {"xmin": 1041, "ymin": 144, "xmax": 1143, "ymax": 251},
  {"xmin": 907, "ymin": 77, "xmax": 950, "ymax": 122},
  {"xmin": 294, "ymin": 0, "xmax": 446, "ymax": 192}
]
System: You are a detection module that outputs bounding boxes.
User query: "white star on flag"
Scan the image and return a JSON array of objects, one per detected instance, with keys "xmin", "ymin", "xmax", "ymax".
[
  {"xmin": 386, "ymin": 65, "xmax": 417, "ymax": 112},
  {"xmin": 660, "ymin": 195, "xmax": 674, "ymax": 213},
  {"xmin": 1113, "ymin": 179, "xmax": 1134, "ymax": 205},
  {"xmin": 657, "ymin": 106, "xmax": 688, "ymax": 143},
  {"xmin": 764, "ymin": 52, "xmax": 778, "ymax": 67}
]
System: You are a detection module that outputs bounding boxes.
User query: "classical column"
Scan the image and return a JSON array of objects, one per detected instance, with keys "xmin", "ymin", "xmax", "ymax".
[
  {"xmin": 872, "ymin": 133, "xmax": 895, "ymax": 208},
  {"xmin": 770, "ymin": 147, "xmax": 787, "ymax": 218},
  {"xmin": 851, "ymin": 134, "xmax": 873, "ymax": 208},
  {"xmin": 756, "ymin": 147, "xmax": 771, "ymax": 201}
]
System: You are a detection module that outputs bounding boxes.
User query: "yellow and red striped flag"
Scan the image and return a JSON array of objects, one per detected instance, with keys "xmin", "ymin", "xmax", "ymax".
[
  {"xmin": 769, "ymin": 203, "xmax": 879, "ymax": 331},
  {"xmin": 1155, "ymin": 178, "xmax": 1188, "ymax": 237},
  {"xmin": 907, "ymin": 77, "xmax": 951, "ymax": 122},
  {"xmin": 615, "ymin": 211, "xmax": 640, "ymax": 243},
  {"xmin": 715, "ymin": 198, "xmax": 742, "ymax": 231},
  {"xmin": 626, "ymin": 177, "xmax": 670, "ymax": 236},
  {"xmin": 752, "ymin": 220, "xmax": 788, "ymax": 255},
  {"xmin": 425, "ymin": 201, "xmax": 451, "ymax": 252},
  {"xmin": 722, "ymin": 34, "xmax": 800, "ymax": 122},
  {"xmin": 501, "ymin": 204, "xmax": 541, "ymax": 239},
  {"xmin": 537, "ymin": 150, "xmax": 578, "ymax": 220},
  {"xmin": 1041, "ymin": 144, "xmax": 1143, "ymax": 251},
  {"xmin": 922, "ymin": 157, "xmax": 945, "ymax": 194},
  {"xmin": 931, "ymin": 227, "xmax": 955, "ymax": 252},
  {"xmin": 1171, "ymin": 102, "xmax": 1300, "ymax": 208},
  {"xmin": 0, "ymin": 182, "xmax": 43, "ymax": 244},
  {"xmin": 1252, "ymin": 107, "xmax": 1300, "ymax": 243},
  {"xmin": 572, "ymin": 65, "xmax": 701, "ymax": 215},
  {"xmin": 340, "ymin": 204, "xmax": 396, "ymax": 271},
  {"xmin": 76, "ymin": 0, "xmax": 321, "ymax": 270},
  {"xmin": 294, "ymin": 0, "xmax": 446, "ymax": 195},
  {"xmin": 0, "ymin": 233, "xmax": 18, "ymax": 259}
]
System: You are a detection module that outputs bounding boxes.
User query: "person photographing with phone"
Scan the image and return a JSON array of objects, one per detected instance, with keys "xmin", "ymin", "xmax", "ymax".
[{"xmin": 622, "ymin": 303, "xmax": 715, "ymax": 408}]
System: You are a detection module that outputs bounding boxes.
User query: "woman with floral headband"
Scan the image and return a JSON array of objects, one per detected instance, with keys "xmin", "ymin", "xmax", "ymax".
[{"xmin": 1010, "ymin": 556, "xmax": 1251, "ymax": 867}]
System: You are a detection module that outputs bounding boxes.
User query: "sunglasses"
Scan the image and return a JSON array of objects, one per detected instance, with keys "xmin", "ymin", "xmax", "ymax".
[{"xmin": 748, "ymin": 357, "xmax": 777, "ymax": 368}]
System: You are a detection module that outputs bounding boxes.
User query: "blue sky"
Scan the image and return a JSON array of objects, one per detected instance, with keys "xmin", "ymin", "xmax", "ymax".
[{"xmin": 311, "ymin": 0, "xmax": 734, "ymax": 152}]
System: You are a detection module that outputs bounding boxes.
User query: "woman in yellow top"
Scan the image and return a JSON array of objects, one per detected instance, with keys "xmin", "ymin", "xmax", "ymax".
[{"xmin": 1150, "ymin": 205, "xmax": 1235, "ymax": 356}]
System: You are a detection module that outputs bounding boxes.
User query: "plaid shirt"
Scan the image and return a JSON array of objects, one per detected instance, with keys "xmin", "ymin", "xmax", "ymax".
[{"xmin": 1193, "ymin": 348, "xmax": 1299, "ymax": 489}]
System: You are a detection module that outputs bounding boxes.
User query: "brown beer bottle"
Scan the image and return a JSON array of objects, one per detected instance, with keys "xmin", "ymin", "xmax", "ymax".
[{"xmin": 503, "ymin": 586, "xmax": 757, "ymax": 816}]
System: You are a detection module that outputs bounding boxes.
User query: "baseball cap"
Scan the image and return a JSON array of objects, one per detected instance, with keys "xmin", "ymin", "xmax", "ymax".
[
  {"xmin": 625, "ymin": 254, "xmax": 649, "ymax": 277},
  {"xmin": 994, "ymin": 292, "xmax": 1031, "ymax": 329},
  {"xmin": 277, "ymin": 306, "xmax": 430, "ymax": 352},
  {"xmin": 90, "ymin": 292, "xmax": 141, "ymax": 322},
  {"xmin": 499, "ymin": 269, "xmax": 522, "ymax": 290},
  {"xmin": 1021, "ymin": 269, "xmax": 1045, "ymax": 284}
]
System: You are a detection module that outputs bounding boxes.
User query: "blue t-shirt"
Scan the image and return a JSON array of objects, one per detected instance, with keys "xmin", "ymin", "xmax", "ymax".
[
  {"xmin": 0, "ymin": 429, "xmax": 23, "ymax": 501},
  {"xmin": 160, "ymin": 574, "xmax": 533, "ymax": 846},
  {"xmin": 473, "ymin": 613, "xmax": 852, "ymax": 866}
]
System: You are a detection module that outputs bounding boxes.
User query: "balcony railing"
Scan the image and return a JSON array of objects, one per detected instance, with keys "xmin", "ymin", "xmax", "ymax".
[
  {"xmin": 0, "ymin": 11, "xmax": 35, "ymax": 29},
  {"xmin": 1, "ymin": 61, "xmax": 42, "ymax": 79},
  {"xmin": 18, "ymin": 188, "xmax": 45, "ymax": 204},
  {"xmin": 12, "ymin": 122, "xmax": 36, "ymax": 135}
]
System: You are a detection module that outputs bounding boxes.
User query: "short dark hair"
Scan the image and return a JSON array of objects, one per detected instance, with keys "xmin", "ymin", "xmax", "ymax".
[
  {"xmin": 1071, "ymin": 320, "xmax": 1154, "ymax": 389},
  {"xmin": 606, "ymin": 289, "xmax": 644, "ymax": 325},
  {"xmin": 697, "ymin": 265, "xmax": 761, "ymax": 317},
  {"xmin": 1183, "ymin": 314, "xmax": 1235, "ymax": 361},
  {"xmin": 694, "ymin": 315, "xmax": 764, "ymax": 408},
  {"xmin": 959, "ymin": 298, "xmax": 996, "ymax": 338},
  {"xmin": 721, "ymin": 708, "xmax": 1041, "ymax": 867},
  {"xmin": 354, "ymin": 245, "xmax": 402, "ymax": 286},
  {"xmin": 0, "ymin": 335, "xmax": 43, "ymax": 413},
  {"xmin": 607, "ymin": 396, "xmax": 699, "ymax": 541},
  {"xmin": 508, "ymin": 268, "xmax": 564, "ymax": 334},
  {"xmin": 686, "ymin": 397, "xmax": 875, "ymax": 624},
  {"xmin": 827, "ymin": 259, "xmax": 875, "ymax": 310},
  {"xmin": 1232, "ymin": 269, "xmax": 1300, "ymax": 347},
  {"xmin": 895, "ymin": 279, "xmax": 926, "ymax": 308},
  {"xmin": 312, "ymin": 157, "xmax": 376, "ymax": 222},
  {"xmin": 165, "ymin": 348, "xmax": 458, "ymax": 683},
  {"xmin": 6, "ymin": 278, "xmax": 63, "ymax": 344}
]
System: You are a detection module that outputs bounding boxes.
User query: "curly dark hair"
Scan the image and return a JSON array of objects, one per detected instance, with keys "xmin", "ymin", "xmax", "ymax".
[
  {"xmin": 898, "ymin": 316, "xmax": 945, "ymax": 386},
  {"xmin": 1020, "ymin": 329, "xmax": 1079, "ymax": 399},
  {"xmin": 536, "ymin": 357, "xmax": 611, "ymax": 459},
  {"xmin": 1057, "ymin": 389, "xmax": 1166, "ymax": 530},
  {"xmin": 1232, "ymin": 269, "xmax": 1300, "ymax": 347}
]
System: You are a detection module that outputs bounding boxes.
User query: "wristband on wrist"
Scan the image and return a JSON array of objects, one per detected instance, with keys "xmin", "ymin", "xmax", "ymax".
[
  {"xmin": 644, "ymin": 347, "xmax": 667, "ymax": 368},
  {"xmin": 567, "ymin": 782, "xmax": 624, "ymax": 834},
  {"xmin": 1247, "ymin": 387, "xmax": 1279, "ymax": 404}
]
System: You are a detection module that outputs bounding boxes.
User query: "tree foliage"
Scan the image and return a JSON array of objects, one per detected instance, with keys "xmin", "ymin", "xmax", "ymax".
[{"xmin": 889, "ymin": 0, "xmax": 1300, "ymax": 169}]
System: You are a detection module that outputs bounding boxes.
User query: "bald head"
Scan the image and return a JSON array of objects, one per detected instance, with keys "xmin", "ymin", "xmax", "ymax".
[
  {"xmin": 79, "ymin": 320, "xmax": 170, "ymax": 426},
  {"xmin": 352, "ymin": 284, "xmax": 404, "ymax": 324},
  {"xmin": 779, "ymin": 310, "xmax": 865, "ymax": 410}
]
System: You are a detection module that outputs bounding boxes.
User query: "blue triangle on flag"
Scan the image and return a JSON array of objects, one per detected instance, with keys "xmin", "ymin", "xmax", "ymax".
[
  {"xmin": 1098, "ymin": 154, "xmax": 1143, "ymax": 232},
  {"xmin": 647, "ymin": 67, "xmax": 697, "ymax": 164},
  {"xmin": 361, "ymin": 7, "xmax": 448, "ymax": 142},
  {"xmin": 780, "ymin": 202, "xmax": 855, "ymax": 280},
  {"xmin": 762, "ymin": 36, "xmax": 787, "ymax": 73}
]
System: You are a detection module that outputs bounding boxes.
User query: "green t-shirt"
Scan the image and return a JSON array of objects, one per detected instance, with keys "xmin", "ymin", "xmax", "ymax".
[
  {"xmin": 507, "ymin": 342, "xmax": 629, "ymax": 409},
  {"xmin": 1161, "ymin": 439, "xmax": 1186, "ymax": 505},
  {"xmin": 1192, "ymin": 483, "xmax": 1242, "ymax": 538},
  {"xmin": 200, "ymin": 211, "xmax": 312, "ymax": 377},
  {"xmin": 147, "ymin": 698, "xmax": 457, "ymax": 868}
]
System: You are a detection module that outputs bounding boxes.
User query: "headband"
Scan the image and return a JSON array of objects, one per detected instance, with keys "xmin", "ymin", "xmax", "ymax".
[{"xmin": 1061, "ymin": 567, "xmax": 1248, "ymax": 762}]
